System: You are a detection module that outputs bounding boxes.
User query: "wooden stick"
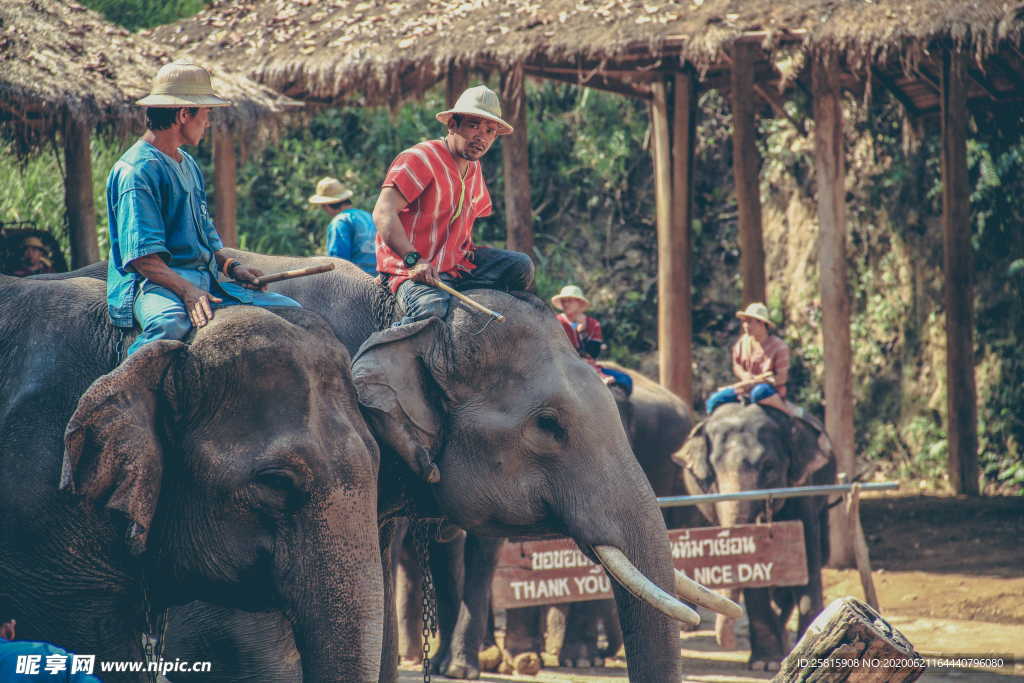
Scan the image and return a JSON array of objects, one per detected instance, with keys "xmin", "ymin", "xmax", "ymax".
[
  {"xmin": 434, "ymin": 280, "xmax": 505, "ymax": 322},
  {"xmin": 254, "ymin": 263, "xmax": 334, "ymax": 285},
  {"xmin": 846, "ymin": 483, "xmax": 880, "ymax": 610}
]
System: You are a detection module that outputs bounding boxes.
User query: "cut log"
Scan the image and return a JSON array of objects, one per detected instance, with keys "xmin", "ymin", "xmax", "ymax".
[{"xmin": 774, "ymin": 597, "xmax": 926, "ymax": 682}]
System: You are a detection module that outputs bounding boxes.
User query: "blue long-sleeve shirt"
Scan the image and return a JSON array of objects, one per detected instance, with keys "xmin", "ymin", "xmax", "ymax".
[{"xmin": 326, "ymin": 208, "xmax": 377, "ymax": 275}]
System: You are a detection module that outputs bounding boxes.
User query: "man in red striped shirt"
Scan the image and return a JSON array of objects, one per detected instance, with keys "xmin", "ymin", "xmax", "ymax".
[{"xmin": 372, "ymin": 85, "xmax": 534, "ymax": 325}]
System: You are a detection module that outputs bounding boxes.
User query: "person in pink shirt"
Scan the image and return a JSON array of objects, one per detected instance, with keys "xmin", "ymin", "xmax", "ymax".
[{"xmin": 706, "ymin": 302, "xmax": 790, "ymax": 414}]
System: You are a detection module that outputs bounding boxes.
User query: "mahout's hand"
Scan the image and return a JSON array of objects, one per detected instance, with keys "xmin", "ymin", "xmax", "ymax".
[
  {"xmin": 408, "ymin": 262, "xmax": 440, "ymax": 286},
  {"xmin": 231, "ymin": 265, "xmax": 267, "ymax": 291},
  {"xmin": 182, "ymin": 285, "xmax": 222, "ymax": 328}
]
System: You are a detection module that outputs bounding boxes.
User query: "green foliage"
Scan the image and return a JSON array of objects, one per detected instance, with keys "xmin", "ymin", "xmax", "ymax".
[{"xmin": 79, "ymin": 0, "xmax": 207, "ymax": 31}]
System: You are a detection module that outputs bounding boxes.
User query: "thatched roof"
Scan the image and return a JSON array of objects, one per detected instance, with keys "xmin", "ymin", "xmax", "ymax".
[
  {"xmin": 148, "ymin": 0, "xmax": 1024, "ymax": 110},
  {"xmin": 0, "ymin": 0, "xmax": 302, "ymax": 153}
]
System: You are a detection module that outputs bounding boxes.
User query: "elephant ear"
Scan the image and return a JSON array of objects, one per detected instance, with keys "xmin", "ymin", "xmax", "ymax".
[
  {"xmin": 672, "ymin": 420, "xmax": 714, "ymax": 491},
  {"xmin": 786, "ymin": 412, "xmax": 834, "ymax": 487},
  {"xmin": 60, "ymin": 340, "xmax": 184, "ymax": 556},
  {"xmin": 351, "ymin": 317, "xmax": 447, "ymax": 484}
]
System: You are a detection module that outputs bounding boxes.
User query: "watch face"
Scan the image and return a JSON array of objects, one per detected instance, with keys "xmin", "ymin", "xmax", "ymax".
[{"xmin": 404, "ymin": 252, "xmax": 420, "ymax": 267}]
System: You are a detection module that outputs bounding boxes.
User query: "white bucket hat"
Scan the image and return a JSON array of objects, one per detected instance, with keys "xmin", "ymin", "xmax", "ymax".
[
  {"xmin": 436, "ymin": 85, "xmax": 513, "ymax": 136},
  {"xmin": 551, "ymin": 285, "xmax": 590, "ymax": 310},
  {"xmin": 736, "ymin": 302, "xmax": 773, "ymax": 327},
  {"xmin": 136, "ymin": 62, "xmax": 231, "ymax": 108},
  {"xmin": 308, "ymin": 177, "xmax": 353, "ymax": 205}
]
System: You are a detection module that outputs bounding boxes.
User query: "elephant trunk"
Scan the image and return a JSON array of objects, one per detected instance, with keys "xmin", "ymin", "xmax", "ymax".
[
  {"xmin": 284, "ymin": 486, "xmax": 384, "ymax": 682},
  {"xmin": 599, "ymin": 504, "xmax": 684, "ymax": 683}
]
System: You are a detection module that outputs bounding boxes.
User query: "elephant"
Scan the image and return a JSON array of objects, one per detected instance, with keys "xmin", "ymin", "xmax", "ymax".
[
  {"xmin": 673, "ymin": 401, "xmax": 836, "ymax": 671},
  {"xmin": 102, "ymin": 250, "xmax": 733, "ymax": 683},
  {"xmin": 395, "ymin": 362, "xmax": 697, "ymax": 676},
  {"xmin": 0, "ymin": 274, "xmax": 383, "ymax": 682}
]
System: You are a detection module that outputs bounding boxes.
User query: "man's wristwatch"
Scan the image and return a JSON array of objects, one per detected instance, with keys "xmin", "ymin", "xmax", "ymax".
[{"xmin": 403, "ymin": 251, "xmax": 421, "ymax": 268}]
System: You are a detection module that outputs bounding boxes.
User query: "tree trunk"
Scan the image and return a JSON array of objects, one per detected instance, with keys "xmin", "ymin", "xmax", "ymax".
[
  {"xmin": 501, "ymin": 64, "xmax": 533, "ymax": 255},
  {"xmin": 774, "ymin": 597, "xmax": 926, "ymax": 682},
  {"xmin": 213, "ymin": 128, "xmax": 238, "ymax": 248},
  {"xmin": 731, "ymin": 42, "xmax": 766, "ymax": 305},
  {"xmin": 812, "ymin": 56, "xmax": 856, "ymax": 569},
  {"xmin": 63, "ymin": 116, "xmax": 98, "ymax": 268},
  {"xmin": 941, "ymin": 50, "xmax": 979, "ymax": 496}
]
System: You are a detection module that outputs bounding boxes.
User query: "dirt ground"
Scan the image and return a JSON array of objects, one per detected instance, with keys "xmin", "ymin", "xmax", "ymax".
[{"xmin": 399, "ymin": 493, "xmax": 1024, "ymax": 682}]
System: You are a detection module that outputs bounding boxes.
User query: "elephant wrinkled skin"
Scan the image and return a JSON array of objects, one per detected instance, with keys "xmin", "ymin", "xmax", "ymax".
[
  {"xmin": 0, "ymin": 274, "xmax": 383, "ymax": 682},
  {"xmin": 86, "ymin": 251, "xmax": 718, "ymax": 683}
]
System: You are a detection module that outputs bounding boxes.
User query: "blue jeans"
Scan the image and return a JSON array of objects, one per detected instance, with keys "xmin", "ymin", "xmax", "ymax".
[
  {"xmin": 705, "ymin": 382, "xmax": 777, "ymax": 414},
  {"xmin": 126, "ymin": 268, "xmax": 300, "ymax": 355},
  {"xmin": 394, "ymin": 247, "xmax": 534, "ymax": 326}
]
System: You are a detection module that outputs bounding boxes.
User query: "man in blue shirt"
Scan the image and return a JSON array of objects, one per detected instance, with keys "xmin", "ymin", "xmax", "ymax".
[
  {"xmin": 106, "ymin": 62, "xmax": 300, "ymax": 356},
  {"xmin": 0, "ymin": 601, "xmax": 100, "ymax": 682},
  {"xmin": 308, "ymin": 177, "xmax": 377, "ymax": 276}
]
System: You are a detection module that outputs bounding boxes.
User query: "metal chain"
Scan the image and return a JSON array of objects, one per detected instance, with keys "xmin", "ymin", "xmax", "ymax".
[{"xmin": 412, "ymin": 520, "xmax": 439, "ymax": 683}]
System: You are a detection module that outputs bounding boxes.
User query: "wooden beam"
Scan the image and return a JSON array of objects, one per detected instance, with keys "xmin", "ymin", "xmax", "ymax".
[
  {"xmin": 987, "ymin": 53, "xmax": 1024, "ymax": 94},
  {"xmin": 500, "ymin": 63, "xmax": 533, "ymax": 255},
  {"xmin": 213, "ymin": 128, "xmax": 238, "ymax": 248},
  {"xmin": 966, "ymin": 65, "xmax": 1001, "ymax": 101},
  {"xmin": 871, "ymin": 67, "xmax": 922, "ymax": 119},
  {"xmin": 719, "ymin": 51, "xmax": 807, "ymax": 136},
  {"xmin": 941, "ymin": 50, "xmax": 979, "ymax": 496},
  {"xmin": 522, "ymin": 67, "xmax": 653, "ymax": 100},
  {"xmin": 446, "ymin": 62, "xmax": 469, "ymax": 106},
  {"xmin": 650, "ymin": 80, "xmax": 676, "ymax": 394},
  {"xmin": 63, "ymin": 116, "xmax": 98, "ymax": 268},
  {"xmin": 731, "ymin": 42, "xmax": 766, "ymax": 305},
  {"xmin": 914, "ymin": 64, "xmax": 942, "ymax": 93},
  {"xmin": 664, "ymin": 72, "xmax": 696, "ymax": 406},
  {"xmin": 812, "ymin": 55, "xmax": 856, "ymax": 568}
]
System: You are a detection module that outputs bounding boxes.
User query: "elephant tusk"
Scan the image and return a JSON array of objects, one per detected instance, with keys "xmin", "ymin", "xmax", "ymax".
[
  {"xmin": 675, "ymin": 570, "xmax": 744, "ymax": 618},
  {"xmin": 593, "ymin": 545, "xmax": 701, "ymax": 626}
]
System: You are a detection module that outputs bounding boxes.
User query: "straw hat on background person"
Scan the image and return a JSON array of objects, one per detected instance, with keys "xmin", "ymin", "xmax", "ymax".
[
  {"xmin": 436, "ymin": 85, "xmax": 514, "ymax": 135},
  {"xmin": 308, "ymin": 177, "xmax": 353, "ymax": 205},
  {"xmin": 136, "ymin": 62, "xmax": 231, "ymax": 108},
  {"xmin": 736, "ymin": 302, "xmax": 773, "ymax": 327},
  {"xmin": 551, "ymin": 285, "xmax": 590, "ymax": 311},
  {"xmin": 20, "ymin": 235, "xmax": 50, "ymax": 256}
]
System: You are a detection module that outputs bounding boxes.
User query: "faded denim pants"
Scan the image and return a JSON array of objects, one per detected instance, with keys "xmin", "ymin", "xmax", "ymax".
[
  {"xmin": 395, "ymin": 247, "xmax": 534, "ymax": 326},
  {"xmin": 126, "ymin": 267, "xmax": 300, "ymax": 356}
]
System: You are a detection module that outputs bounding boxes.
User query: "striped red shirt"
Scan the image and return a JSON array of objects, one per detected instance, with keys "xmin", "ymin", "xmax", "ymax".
[{"xmin": 376, "ymin": 139, "xmax": 493, "ymax": 292}]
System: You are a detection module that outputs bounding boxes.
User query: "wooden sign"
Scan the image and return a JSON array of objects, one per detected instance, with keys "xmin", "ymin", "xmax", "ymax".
[{"xmin": 492, "ymin": 521, "xmax": 808, "ymax": 609}]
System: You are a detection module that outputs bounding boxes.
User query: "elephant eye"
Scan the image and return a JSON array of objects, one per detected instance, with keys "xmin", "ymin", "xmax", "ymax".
[
  {"xmin": 255, "ymin": 469, "xmax": 298, "ymax": 491},
  {"xmin": 536, "ymin": 413, "xmax": 566, "ymax": 442},
  {"xmin": 253, "ymin": 467, "xmax": 308, "ymax": 511}
]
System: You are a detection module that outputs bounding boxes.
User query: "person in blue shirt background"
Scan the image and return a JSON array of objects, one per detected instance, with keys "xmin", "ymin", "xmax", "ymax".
[
  {"xmin": 308, "ymin": 177, "xmax": 378, "ymax": 276},
  {"xmin": 0, "ymin": 599, "xmax": 100, "ymax": 682},
  {"xmin": 106, "ymin": 62, "xmax": 300, "ymax": 357}
]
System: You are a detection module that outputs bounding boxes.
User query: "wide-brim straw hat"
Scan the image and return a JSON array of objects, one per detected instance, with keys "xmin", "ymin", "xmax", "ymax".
[
  {"xmin": 436, "ymin": 85, "xmax": 513, "ymax": 136},
  {"xmin": 551, "ymin": 285, "xmax": 590, "ymax": 310},
  {"xmin": 136, "ymin": 62, "xmax": 231, "ymax": 108},
  {"xmin": 736, "ymin": 302, "xmax": 773, "ymax": 326},
  {"xmin": 308, "ymin": 177, "xmax": 353, "ymax": 205}
]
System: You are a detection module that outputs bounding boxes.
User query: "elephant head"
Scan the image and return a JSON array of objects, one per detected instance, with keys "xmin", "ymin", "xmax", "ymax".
[
  {"xmin": 673, "ymin": 402, "xmax": 832, "ymax": 526},
  {"xmin": 352, "ymin": 291, "xmax": 727, "ymax": 682},
  {"xmin": 59, "ymin": 307, "xmax": 383, "ymax": 682}
]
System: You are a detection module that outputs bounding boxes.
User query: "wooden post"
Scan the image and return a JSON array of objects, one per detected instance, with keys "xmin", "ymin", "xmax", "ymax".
[
  {"xmin": 651, "ymin": 80, "xmax": 678, "ymax": 395},
  {"xmin": 500, "ymin": 64, "xmax": 533, "ymax": 255},
  {"xmin": 666, "ymin": 73, "xmax": 695, "ymax": 405},
  {"xmin": 446, "ymin": 63, "xmax": 469, "ymax": 107},
  {"xmin": 63, "ymin": 116, "xmax": 99, "ymax": 268},
  {"xmin": 776, "ymin": 597, "xmax": 926, "ymax": 682},
  {"xmin": 812, "ymin": 56, "xmax": 856, "ymax": 568},
  {"xmin": 845, "ymin": 484, "xmax": 879, "ymax": 610},
  {"xmin": 213, "ymin": 128, "xmax": 238, "ymax": 248},
  {"xmin": 941, "ymin": 50, "xmax": 979, "ymax": 496},
  {"xmin": 731, "ymin": 42, "xmax": 766, "ymax": 305}
]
